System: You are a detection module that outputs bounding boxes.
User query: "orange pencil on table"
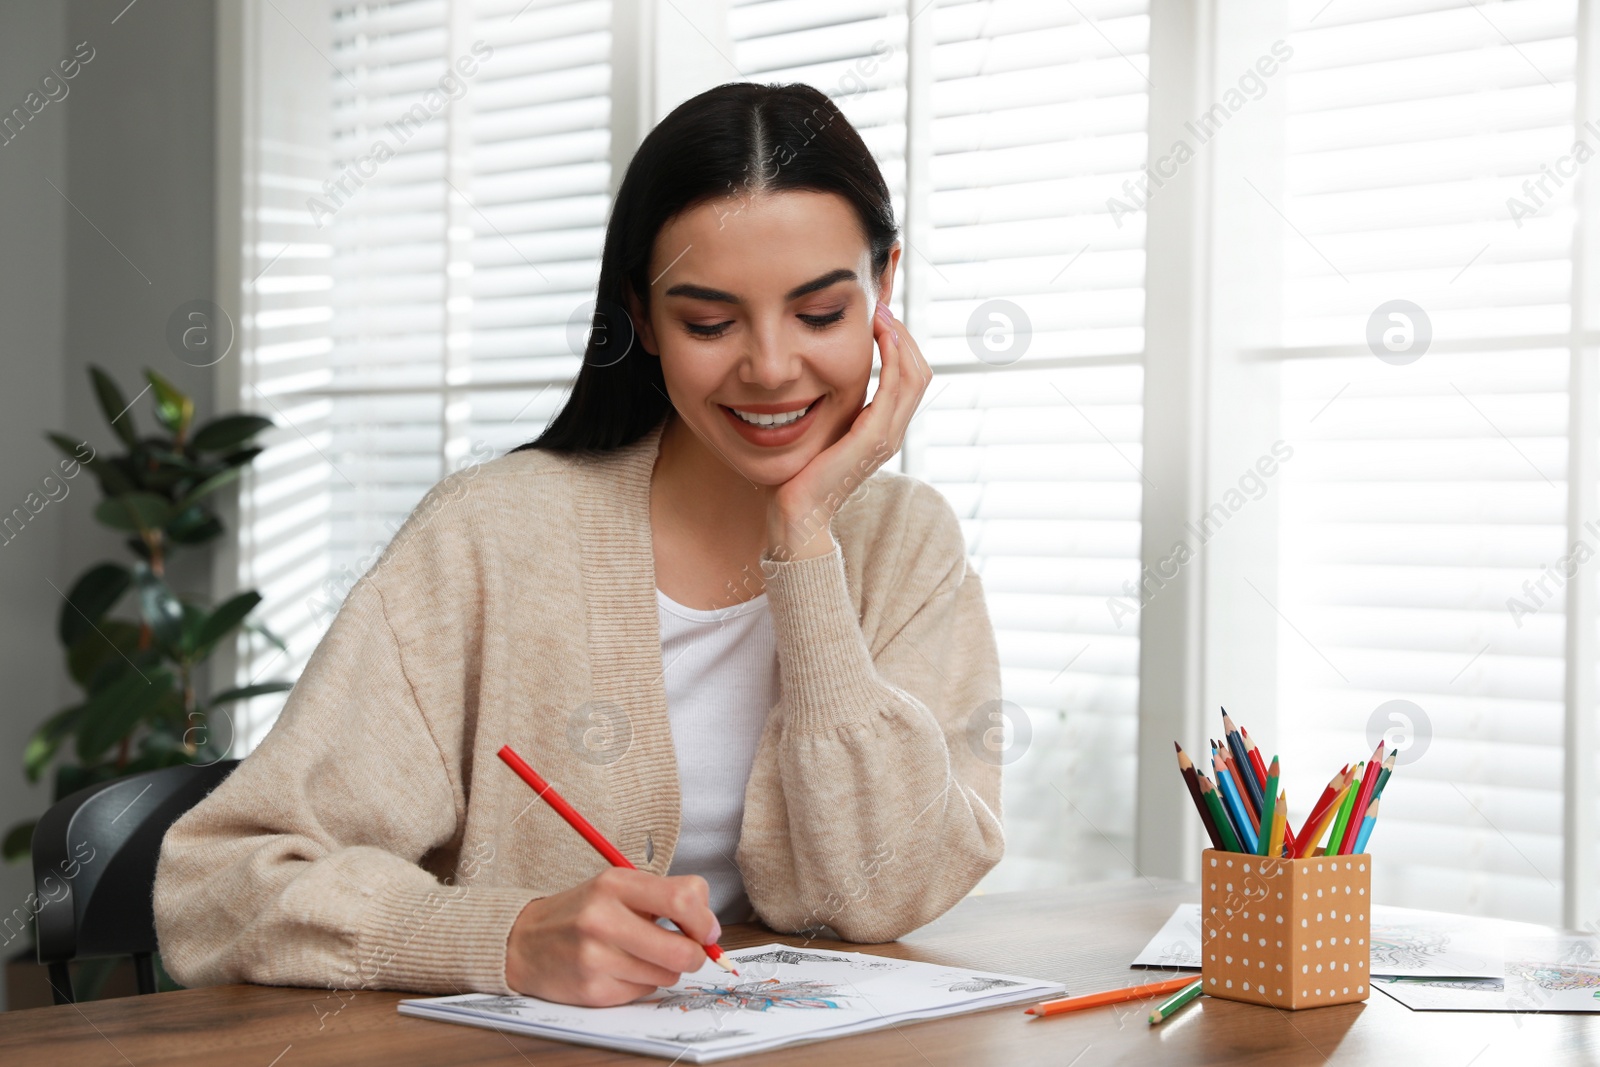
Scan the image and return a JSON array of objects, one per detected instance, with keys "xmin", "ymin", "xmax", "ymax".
[
  {"xmin": 497, "ymin": 744, "xmax": 739, "ymax": 976},
  {"xmin": 1025, "ymin": 975, "xmax": 1197, "ymax": 1017}
]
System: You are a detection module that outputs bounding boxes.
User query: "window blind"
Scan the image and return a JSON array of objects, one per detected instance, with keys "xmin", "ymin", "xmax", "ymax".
[
  {"xmin": 1273, "ymin": 0, "xmax": 1579, "ymax": 924},
  {"xmin": 921, "ymin": 1, "xmax": 1150, "ymax": 892},
  {"xmin": 237, "ymin": 0, "xmax": 609, "ymax": 746}
]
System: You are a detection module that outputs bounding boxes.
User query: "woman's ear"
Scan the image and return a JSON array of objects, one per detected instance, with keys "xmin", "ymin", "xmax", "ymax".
[
  {"xmin": 875, "ymin": 242, "xmax": 903, "ymax": 309},
  {"xmin": 624, "ymin": 283, "xmax": 659, "ymax": 357}
]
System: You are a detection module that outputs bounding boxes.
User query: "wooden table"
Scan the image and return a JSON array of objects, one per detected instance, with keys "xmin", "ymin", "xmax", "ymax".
[{"xmin": 3, "ymin": 879, "xmax": 1596, "ymax": 1066}]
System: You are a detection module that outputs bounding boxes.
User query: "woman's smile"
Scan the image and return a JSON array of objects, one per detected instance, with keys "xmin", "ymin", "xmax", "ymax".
[{"xmin": 718, "ymin": 396, "xmax": 823, "ymax": 447}]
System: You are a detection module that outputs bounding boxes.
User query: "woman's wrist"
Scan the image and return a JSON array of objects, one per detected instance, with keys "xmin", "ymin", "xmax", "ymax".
[{"xmin": 765, "ymin": 506, "xmax": 838, "ymax": 564}]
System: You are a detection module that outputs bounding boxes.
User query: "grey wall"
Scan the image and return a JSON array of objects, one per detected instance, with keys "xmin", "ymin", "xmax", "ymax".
[{"xmin": 0, "ymin": 0, "xmax": 215, "ymax": 1010}]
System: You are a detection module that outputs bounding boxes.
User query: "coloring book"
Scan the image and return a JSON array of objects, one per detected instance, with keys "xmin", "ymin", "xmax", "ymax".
[
  {"xmin": 1374, "ymin": 935, "xmax": 1600, "ymax": 1014},
  {"xmin": 396, "ymin": 943, "xmax": 1064, "ymax": 1062},
  {"xmin": 1131, "ymin": 902, "xmax": 1557, "ymax": 979}
]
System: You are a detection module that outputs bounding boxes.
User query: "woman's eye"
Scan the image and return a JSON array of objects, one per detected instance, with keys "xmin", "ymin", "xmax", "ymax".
[
  {"xmin": 685, "ymin": 321, "xmax": 732, "ymax": 338},
  {"xmin": 800, "ymin": 308, "xmax": 846, "ymax": 329}
]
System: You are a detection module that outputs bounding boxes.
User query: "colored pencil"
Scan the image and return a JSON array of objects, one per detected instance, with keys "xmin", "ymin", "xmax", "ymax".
[
  {"xmin": 1297, "ymin": 775, "xmax": 1353, "ymax": 858},
  {"xmin": 1338, "ymin": 742, "xmax": 1386, "ymax": 854},
  {"xmin": 1212, "ymin": 752, "xmax": 1258, "ymax": 853},
  {"xmin": 1221, "ymin": 752, "xmax": 1261, "ymax": 832},
  {"xmin": 1325, "ymin": 763, "xmax": 1364, "ymax": 856},
  {"xmin": 1268, "ymin": 790, "xmax": 1287, "ymax": 859},
  {"xmin": 1369, "ymin": 752, "xmax": 1398, "ymax": 804},
  {"xmin": 1241, "ymin": 728, "xmax": 1295, "ymax": 854},
  {"xmin": 1294, "ymin": 764, "xmax": 1351, "ymax": 857},
  {"xmin": 1025, "ymin": 974, "xmax": 1197, "ymax": 1017},
  {"xmin": 1200, "ymin": 775, "xmax": 1244, "ymax": 853},
  {"xmin": 1222, "ymin": 711, "xmax": 1265, "ymax": 816},
  {"xmin": 1148, "ymin": 979, "xmax": 1204, "ymax": 1024},
  {"xmin": 497, "ymin": 744, "xmax": 739, "ymax": 975},
  {"xmin": 1240, "ymin": 727, "xmax": 1270, "ymax": 790},
  {"xmin": 1176, "ymin": 743, "xmax": 1224, "ymax": 851},
  {"xmin": 1257, "ymin": 757, "xmax": 1280, "ymax": 856},
  {"xmin": 1352, "ymin": 798, "xmax": 1381, "ymax": 853}
]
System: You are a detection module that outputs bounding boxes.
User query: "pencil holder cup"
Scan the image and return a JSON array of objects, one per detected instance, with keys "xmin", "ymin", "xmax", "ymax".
[{"xmin": 1199, "ymin": 848, "xmax": 1372, "ymax": 1010}]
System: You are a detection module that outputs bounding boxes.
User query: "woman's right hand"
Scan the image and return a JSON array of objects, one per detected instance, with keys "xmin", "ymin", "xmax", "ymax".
[{"xmin": 504, "ymin": 868, "xmax": 722, "ymax": 1006}]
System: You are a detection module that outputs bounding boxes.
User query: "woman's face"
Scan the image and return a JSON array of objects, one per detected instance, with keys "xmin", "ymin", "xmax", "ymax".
[{"xmin": 632, "ymin": 188, "xmax": 899, "ymax": 486}]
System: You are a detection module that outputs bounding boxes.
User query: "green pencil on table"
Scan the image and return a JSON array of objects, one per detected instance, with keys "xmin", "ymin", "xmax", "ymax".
[{"xmin": 1148, "ymin": 979, "xmax": 1203, "ymax": 1024}]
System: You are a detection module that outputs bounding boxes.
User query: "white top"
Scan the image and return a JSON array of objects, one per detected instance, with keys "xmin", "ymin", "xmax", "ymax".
[{"xmin": 656, "ymin": 585, "xmax": 779, "ymax": 925}]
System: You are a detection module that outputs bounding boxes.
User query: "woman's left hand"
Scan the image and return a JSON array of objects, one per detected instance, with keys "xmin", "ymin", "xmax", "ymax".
[{"xmin": 766, "ymin": 300, "xmax": 932, "ymax": 563}]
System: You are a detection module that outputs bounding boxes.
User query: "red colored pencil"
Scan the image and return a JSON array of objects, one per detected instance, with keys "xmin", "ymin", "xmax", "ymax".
[
  {"xmin": 1296, "ymin": 764, "xmax": 1349, "ymax": 841},
  {"xmin": 1295, "ymin": 765, "xmax": 1353, "ymax": 858},
  {"xmin": 497, "ymin": 744, "xmax": 738, "ymax": 975},
  {"xmin": 1240, "ymin": 727, "xmax": 1269, "ymax": 790},
  {"xmin": 1337, "ymin": 741, "xmax": 1386, "ymax": 855}
]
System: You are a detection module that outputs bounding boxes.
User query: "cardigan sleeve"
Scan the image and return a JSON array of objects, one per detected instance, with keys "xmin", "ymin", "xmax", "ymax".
[
  {"xmin": 151, "ymin": 574, "xmax": 539, "ymax": 996},
  {"xmin": 735, "ymin": 481, "xmax": 1006, "ymax": 943}
]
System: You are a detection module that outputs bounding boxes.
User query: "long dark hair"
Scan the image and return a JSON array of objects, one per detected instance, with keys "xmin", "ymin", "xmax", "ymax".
[{"xmin": 515, "ymin": 81, "xmax": 899, "ymax": 454}]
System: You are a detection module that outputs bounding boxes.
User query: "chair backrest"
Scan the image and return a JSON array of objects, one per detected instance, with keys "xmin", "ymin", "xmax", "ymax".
[{"xmin": 32, "ymin": 760, "xmax": 238, "ymax": 995}]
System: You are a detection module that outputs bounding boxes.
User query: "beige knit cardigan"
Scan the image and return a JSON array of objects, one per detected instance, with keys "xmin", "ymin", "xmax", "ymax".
[{"xmin": 152, "ymin": 415, "xmax": 1004, "ymax": 996}]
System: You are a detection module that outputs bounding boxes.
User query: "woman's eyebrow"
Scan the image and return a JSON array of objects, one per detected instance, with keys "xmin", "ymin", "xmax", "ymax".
[{"xmin": 662, "ymin": 267, "xmax": 858, "ymax": 304}]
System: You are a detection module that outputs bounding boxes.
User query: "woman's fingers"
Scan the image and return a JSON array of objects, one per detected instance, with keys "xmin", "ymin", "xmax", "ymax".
[
  {"xmin": 874, "ymin": 304, "xmax": 930, "ymax": 453},
  {"xmin": 603, "ymin": 870, "xmax": 716, "ymax": 968}
]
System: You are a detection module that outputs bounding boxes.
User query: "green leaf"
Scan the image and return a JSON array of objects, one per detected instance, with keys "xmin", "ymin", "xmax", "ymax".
[
  {"xmin": 58, "ymin": 563, "xmax": 132, "ymax": 646},
  {"xmin": 2, "ymin": 821, "xmax": 35, "ymax": 863},
  {"xmin": 90, "ymin": 365, "xmax": 138, "ymax": 448},
  {"xmin": 24, "ymin": 704, "xmax": 86, "ymax": 783},
  {"xmin": 146, "ymin": 369, "xmax": 194, "ymax": 440},
  {"xmin": 208, "ymin": 681, "xmax": 293, "ymax": 709},
  {"xmin": 191, "ymin": 591, "xmax": 262, "ymax": 659},
  {"xmin": 94, "ymin": 492, "xmax": 172, "ymax": 534},
  {"xmin": 166, "ymin": 508, "xmax": 224, "ymax": 546},
  {"xmin": 134, "ymin": 567, "xmax": 185, "ymax": 651},
  {"xmin": 67, "ymin": 620, "xmax": 144, "ymax": 689},
  {"xmin": 45, "ymin": 433, "xmax": 95, "ymax": 468},
  {"xmin": 175, "ymin": 466, "xmax": 241, "ymax": 511},
  {"xmin": 191, "ymin": 414, "xmax": 274, "ymax": 453},
  {"xmin": 219, "ymin": 446, "xmax": 265, "ymax": 469},
  {"xmin": 88, "ymin": 457, "xmax": 140, "ymax": 498},
  {"xmin": 243, "ymin": 618, "xmax": 289, "ymax": 654},
  {"xmin": 75, "ymin": 668, "xmax": 175, "ymax": 764}
]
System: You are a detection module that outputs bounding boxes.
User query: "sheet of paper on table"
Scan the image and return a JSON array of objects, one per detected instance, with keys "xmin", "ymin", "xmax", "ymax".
[
  {"xmin": 1374, "ymin": 935, "xmax": 1600, "ymax": 1013},
  {"xmin": 397, "ymin": 943, "xmax": 1066, "ymax": 1063},
  {"xmin": 1130, "ymin": 902, "xmax": 1555, "ymax": 979}
]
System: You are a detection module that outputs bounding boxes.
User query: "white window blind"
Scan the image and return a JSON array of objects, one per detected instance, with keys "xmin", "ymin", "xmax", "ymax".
[
  {"xmin": 919, "ymin": 1, "xmax": 1150, "ymax": 892},
  {"xmin": 730, "ymin": 0, "xmax": 1152, "ymax": 891},
  {"xmin": 237, "ymin": 0, "xmax": 610, "ymax": 746},
  {"xmin": 1272, "ymin": 0, "xmax": 1581, "ymax": 924}
]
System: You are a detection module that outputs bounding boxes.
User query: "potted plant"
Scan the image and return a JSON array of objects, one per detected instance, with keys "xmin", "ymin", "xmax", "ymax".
[{"xmin": 2, "ymin": 365, "xmax": 294, "ymax": 1000}]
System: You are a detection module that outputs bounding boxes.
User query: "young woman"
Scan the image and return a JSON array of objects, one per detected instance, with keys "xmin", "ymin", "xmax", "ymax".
[{"xmin": 153, "ymin": 82, "xmax": 1004, "ymax": 1008}]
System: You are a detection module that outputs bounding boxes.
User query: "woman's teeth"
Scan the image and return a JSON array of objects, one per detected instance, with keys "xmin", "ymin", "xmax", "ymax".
[{"xmin": 730, "ymin": 401, "xmax": 813, "ymax": 427}]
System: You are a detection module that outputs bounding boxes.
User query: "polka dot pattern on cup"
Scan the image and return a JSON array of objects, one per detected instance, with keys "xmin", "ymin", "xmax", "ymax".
[{"xmin": 1199, "ymin": 848, "xmax": 1372, "ymax": 1010}]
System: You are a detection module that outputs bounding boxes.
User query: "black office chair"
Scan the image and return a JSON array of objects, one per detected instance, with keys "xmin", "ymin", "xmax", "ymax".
[{"xmin": 31, "ymin": 760, "xmax": 238, "ymax": 1004}]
